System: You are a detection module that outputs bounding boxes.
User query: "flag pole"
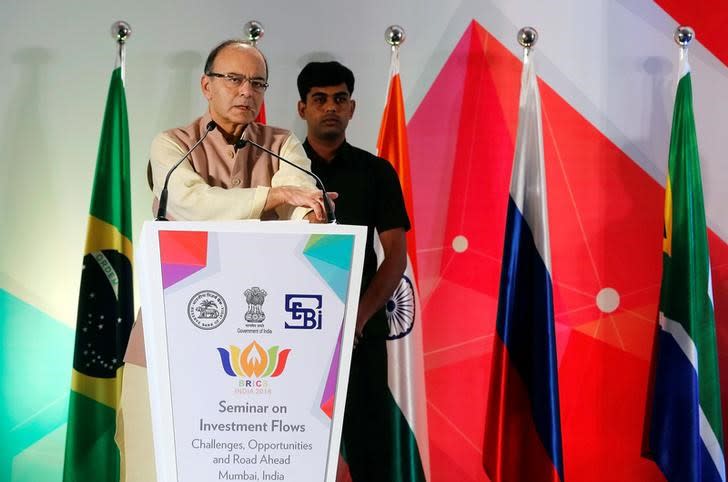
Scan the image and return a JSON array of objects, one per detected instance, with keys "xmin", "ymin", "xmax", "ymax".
[
  {"xmin": 63, "ymin": 20, "xmax": 134, "ymax": 482},
  {"xmin": 485, "ymin": 25, "xmax": 565, "ymax": 482},
  {"xmin": 385, "ymin": 26, "xmax": 405, "ymax": 101},
  {"xmin": 517, "ymin": 26, "xmax": 538, "ymax": 62},
  {"xmin": 382, "ymin": 24, "xmax": 420, "ymax": 279},
  {"xmin": 643, "ymin": 22, "xmax": 727, "ymax": 482},
  {"xmin": 244, "ymin": 20, "xmax": 266, "ymax": 124},
  {"xmin": 385, "ymin": 24, "xmax": 405, "ymax": 56},
  {"xmin": 674, "ymin": 25, "xmax": 694, "ymax": 66},
  {"xmin": 110, "ymin": 21, "xmax": 131, "ymax": 84},
  {"xmin": 243, "ymin": 19, "xmax": 264, "ymax": 46},
  {"xmin": 377, "ymin": 22, "xmax": 431, "ymax": 481}
]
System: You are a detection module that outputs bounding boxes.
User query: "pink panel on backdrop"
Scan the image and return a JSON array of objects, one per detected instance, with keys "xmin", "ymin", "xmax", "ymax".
[{"xmin": 407, "ymin": 19, "xmax": 728, "ymax": 481}]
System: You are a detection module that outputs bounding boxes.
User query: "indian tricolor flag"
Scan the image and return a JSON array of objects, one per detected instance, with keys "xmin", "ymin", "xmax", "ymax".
[
  {"xmin": 256, "ymin": 102, "xmax": 266, "ymax": 124},
  {"xmin": 63, "ymin": 51, "xmax": 134, "ymax": 482},
  {"xmin": 643, "ymin": 43, "xmax": 726, "ymax": 482},
  {"xmin": 376, "ymin": 45, "xmax": 430, "ymax": 482}
]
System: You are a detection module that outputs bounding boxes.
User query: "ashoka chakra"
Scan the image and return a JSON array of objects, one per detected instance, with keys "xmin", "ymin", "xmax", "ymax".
[{"xmin": 386, "ymin": 275, "xmax": 415, "ymax": 340}]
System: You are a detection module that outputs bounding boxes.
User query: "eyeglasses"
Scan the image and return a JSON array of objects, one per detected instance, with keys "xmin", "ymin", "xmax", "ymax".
[{"xmin": 206, "ymin": 72, "xmax": 269, "ymax": 92}]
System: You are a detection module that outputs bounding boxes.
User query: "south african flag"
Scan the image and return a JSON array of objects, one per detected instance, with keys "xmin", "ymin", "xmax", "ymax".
[{"xmin": 644, "ymin": 45, "xmax": 725, "ymax": 482}]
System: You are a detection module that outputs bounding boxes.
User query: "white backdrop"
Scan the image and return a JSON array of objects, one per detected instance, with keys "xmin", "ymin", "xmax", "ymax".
[{"xmin": 2, "ymin": 0, "xmax": 727, "ymax": 326}]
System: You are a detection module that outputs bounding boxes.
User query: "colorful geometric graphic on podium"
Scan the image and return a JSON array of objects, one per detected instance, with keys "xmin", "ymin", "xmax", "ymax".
[
  {"xmin": 159, "ymin": 230, "xmax": 208, "ymax": 289},
  {"xmin": 302, "ymin": 234, "xmax": 354, "ymax": 303}
]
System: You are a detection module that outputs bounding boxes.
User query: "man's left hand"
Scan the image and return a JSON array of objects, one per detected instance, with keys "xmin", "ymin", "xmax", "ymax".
[{"xmin": 353, "ymin": 312, "xmax": 367, "ymax": 348}]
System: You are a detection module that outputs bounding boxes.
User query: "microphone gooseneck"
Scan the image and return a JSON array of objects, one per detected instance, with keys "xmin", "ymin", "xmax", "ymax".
[
  {"xmin": 155, "ymin": 120, "xmax": 217, "ymax": 221},
  {"xmin": 236, "ymin": 137, "xmax": 336, "ymax": 223}
]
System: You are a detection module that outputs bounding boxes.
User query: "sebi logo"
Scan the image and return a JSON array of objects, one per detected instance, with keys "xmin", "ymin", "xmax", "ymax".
[{"xmin": 284, "ymin": 295, "xmax": 322, "ymax": 330}]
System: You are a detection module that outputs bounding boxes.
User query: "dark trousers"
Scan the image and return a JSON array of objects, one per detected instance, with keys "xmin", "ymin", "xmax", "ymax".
[{"xmin": 342, "ymin": 338, "xmax": 392, "ymax": 481}]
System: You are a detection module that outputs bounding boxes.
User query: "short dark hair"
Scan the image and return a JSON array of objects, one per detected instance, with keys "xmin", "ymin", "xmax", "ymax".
[
  {"xmin": 203, "ymin": 39, "xmax": 269, "ymax": 80},
  {"xmin": 297, "ymin": 61, "xmax": 355, "ymax": 101}
]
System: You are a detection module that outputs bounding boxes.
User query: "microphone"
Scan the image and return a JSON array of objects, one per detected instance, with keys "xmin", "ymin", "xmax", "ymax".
[
  {"xmin": 156, "ymin": 120, "xmax": 217, "ymax": 221},
  {"xmin": 235, "ymin": 137, "xmax": 336, "ymax": 223}
]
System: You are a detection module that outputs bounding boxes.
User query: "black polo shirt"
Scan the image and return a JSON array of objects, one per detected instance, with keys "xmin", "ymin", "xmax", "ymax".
[{"xmin": 304, "ymin": 140, "xmax": 411, "ymax": 337}]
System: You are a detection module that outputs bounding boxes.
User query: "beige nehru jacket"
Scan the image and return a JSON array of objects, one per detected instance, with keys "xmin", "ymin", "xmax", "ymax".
[
  {"xmin": 125, "ymin": 113, "xmax": 316, "ymax": 365},
  {"xmin": 149, "ymin": 112, "xmax": 316, "ymax": 221}
]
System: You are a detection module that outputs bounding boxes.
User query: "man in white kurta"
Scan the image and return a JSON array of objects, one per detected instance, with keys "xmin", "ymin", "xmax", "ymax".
[{"xmin": 116, "ymin": 40, "xmax": 330, "ymax": 482}]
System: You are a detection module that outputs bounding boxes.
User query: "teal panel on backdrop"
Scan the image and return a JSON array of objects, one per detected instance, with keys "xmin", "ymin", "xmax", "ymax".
[
  {"xmin": 11, "ymin": 425, "xmax": 67, "ymax": 482},
  {"xmin": 0, "ymin": 289, "xmax": 74, "ymax": 482}
]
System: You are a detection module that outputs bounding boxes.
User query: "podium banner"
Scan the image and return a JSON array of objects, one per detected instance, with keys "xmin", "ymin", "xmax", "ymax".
[{"xmin": 138, "ymin": 221, "xmax": 366, "ymax": 482}]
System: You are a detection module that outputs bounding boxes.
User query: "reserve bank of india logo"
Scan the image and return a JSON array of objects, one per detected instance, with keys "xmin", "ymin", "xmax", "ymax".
[{"xmin": 188, "ymin": 290, "xmax": 227, "ymax": 330}]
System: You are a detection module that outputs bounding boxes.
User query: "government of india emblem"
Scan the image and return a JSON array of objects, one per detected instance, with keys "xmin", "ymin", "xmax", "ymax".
[{"xmin": 244, "ymin": 287, "xmax": 267, "ymax": 323}]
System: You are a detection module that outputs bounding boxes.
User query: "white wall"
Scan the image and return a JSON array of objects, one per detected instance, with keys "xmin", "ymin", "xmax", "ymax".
[
  {"xmin": 0, "ymin": 0, "xmax": 459, "ymax": 325},
  {"xmin": 2, "ymin": 0, "xmax": 727, "ymax": 328}
]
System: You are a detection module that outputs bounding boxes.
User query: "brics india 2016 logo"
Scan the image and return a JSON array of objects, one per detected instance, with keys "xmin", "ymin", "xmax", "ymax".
[{"xmin": 217, "ymin": 341, "xmax": 291, "ymax": 378}]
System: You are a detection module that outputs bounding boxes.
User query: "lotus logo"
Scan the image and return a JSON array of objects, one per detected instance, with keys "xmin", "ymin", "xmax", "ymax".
[{"xmin": 217, "ymin": 341, "xmax": 291, "ymax": 378}]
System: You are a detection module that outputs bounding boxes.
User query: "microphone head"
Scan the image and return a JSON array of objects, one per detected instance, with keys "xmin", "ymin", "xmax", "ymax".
[
  {"xmin": 234, "ymin": 138, "xmax": 247, "ymax": 150},
  {"xmin": 205, "ymin": 120, "xmax": 217, "ymax": 132}
]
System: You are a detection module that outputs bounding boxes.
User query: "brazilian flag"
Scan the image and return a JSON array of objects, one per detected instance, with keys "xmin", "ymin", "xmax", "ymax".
[{"xmin": 62, "ymin": 64, "xmax": 133, "ymax": 482}]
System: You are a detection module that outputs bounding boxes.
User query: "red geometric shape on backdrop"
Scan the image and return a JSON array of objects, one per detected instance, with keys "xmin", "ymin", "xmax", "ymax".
[
  {"xmin": 407, "ymin": 19, "xmax": 728, "ymax": 482},
  {"xmin": 655, "ymin": 0, "xmax": 728, "ymax": 69}
]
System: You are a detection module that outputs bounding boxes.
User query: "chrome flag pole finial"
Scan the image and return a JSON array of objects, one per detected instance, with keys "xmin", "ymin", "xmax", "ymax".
[
  {"xmin": 674, "ymin": 25, "xmax": 695, "ymax": 48},
  {"xmin": 385, "ymin": 25, "xmax": 406, "ymax": 48},
  {"xmin": 518, "ymin": 26, "xmax": 538, "ymax": 50},
  {"xmin": 111, "ymin": 21, "xmax": 132, "ymax": 44},
  {"xmin": 244, "ymin": 20, "xmax": 264, "ymax": 46}
]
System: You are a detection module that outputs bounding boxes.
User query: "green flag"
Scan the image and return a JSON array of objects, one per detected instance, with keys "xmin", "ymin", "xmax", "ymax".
[
  {"xmin": 62, "ymin": 63, "xmax": 134, "ymax": 482},
  {"xmin": 645, "ymin": 48, "xmax": 726, "ymax": 481}
]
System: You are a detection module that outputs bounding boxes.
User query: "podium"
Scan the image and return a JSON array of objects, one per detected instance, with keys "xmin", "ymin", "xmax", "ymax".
[{"xmin": 137, "ymin": 220, "xmax": 367, "ymax": 482}]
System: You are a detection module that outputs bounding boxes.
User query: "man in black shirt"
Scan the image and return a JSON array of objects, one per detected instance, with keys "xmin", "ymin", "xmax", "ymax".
[{"xmin": 297, "ymin": 61, "xmax": 410, "ymax": 481}]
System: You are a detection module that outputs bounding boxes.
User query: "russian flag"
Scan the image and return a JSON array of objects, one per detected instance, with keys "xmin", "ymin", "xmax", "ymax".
[{"xmin": 483, "ymin": 46, "xmax": 565, "ymax": 482}]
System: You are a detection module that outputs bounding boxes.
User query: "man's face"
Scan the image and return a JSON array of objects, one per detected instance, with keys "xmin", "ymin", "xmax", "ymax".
[
  {"xmin": 297, "ymin": 83, "xmax": 355, "ymax": 142},
  {"xmin": 201, "ymin": 45, "xmax": 267, "ymax": 134}
]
